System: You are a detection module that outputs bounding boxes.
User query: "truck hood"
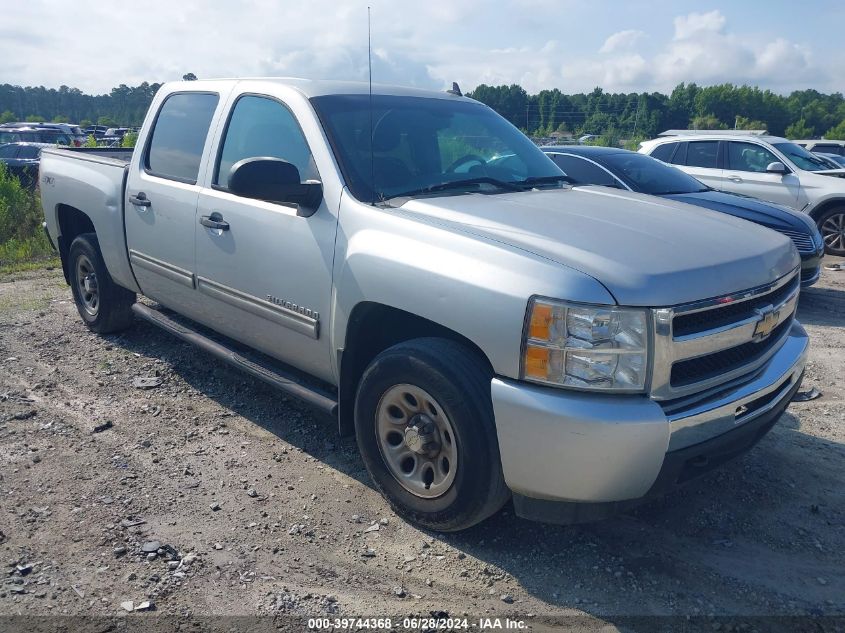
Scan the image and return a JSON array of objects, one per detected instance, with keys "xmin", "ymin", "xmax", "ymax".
[{"xmin": 398, "ymin": 186, "xmax": 799, "ymax": 306}]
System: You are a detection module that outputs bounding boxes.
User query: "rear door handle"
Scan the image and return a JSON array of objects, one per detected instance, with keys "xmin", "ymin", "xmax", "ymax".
[
  {"xmin": 200, "ymin": 212, "xmax": 230, "ymax": 231},
  {"xmin": 129, "ymin": 192, "xmax": 151, "ymax": 207}
]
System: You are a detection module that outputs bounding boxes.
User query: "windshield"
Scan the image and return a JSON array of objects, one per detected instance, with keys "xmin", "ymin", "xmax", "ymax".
[
  {"xmin": 310, "ymin": 94, "xmax": 564, "ymax": 202},
  {"xmin": 600, "ymin": 152, "xmax": 708, "ymax": 195},
  {"xmin": 773, "ymin": 142, "xmax": 834, "ymax": 172}
]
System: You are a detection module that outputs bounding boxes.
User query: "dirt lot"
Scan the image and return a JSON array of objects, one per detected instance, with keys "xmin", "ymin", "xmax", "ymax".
[{"xmin": 0, "ymin": 259, "xmax": 843, "ymax": 632}]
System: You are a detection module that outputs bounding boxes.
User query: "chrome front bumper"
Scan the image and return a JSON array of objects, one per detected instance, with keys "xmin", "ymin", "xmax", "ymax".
[{"xmin": 491, "ymin": 321, "xmax": 809, "ymax": 508}]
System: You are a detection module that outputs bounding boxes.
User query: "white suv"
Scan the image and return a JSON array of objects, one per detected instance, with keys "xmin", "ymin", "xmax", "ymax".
[{"xmin": 640, "ymin": 133, "xmax": 845, "ymax": 255}]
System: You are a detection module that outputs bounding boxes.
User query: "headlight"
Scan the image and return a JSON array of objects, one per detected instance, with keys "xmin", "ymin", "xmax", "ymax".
[{"xmin": 521, "ymin": 298, "xmax": 649, "ymax": 392}]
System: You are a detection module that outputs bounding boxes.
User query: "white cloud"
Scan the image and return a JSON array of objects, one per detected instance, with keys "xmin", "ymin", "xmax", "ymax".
[
  {"xmin": 0, "ymin": 2, "xmax": 839, "ymax": 96},
  {"xmin": 672, "ymin": 10, "xmax": 727, "ymax": 40},
  {"xmin": 599, "ymin": 30, "xmax": 645, "ymax": 54}
]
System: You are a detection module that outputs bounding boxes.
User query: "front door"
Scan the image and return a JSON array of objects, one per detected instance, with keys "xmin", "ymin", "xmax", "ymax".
[
  {"xmin": 124, "ymin": 91, "xmax": 221, "ymax": 318},
  {"xmin": 723, "ymin": 141, "xmax": 801, "ymax": 208},
  {"xmin": 194, "ymin": 94, "xmax": 338, "ymax": 383}
]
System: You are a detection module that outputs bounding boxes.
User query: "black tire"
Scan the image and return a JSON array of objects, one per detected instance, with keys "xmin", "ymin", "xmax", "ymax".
[
  {"xmin": 354, "ymin": 337, "xmax": 510, "ymax": 532},
  {"xmin": 817, "ymin": 206, "xmax": 845, "ymax": 256},
  {"xmin": 68, "ymin": 233, "xmax": 136, "ymax": 334}
]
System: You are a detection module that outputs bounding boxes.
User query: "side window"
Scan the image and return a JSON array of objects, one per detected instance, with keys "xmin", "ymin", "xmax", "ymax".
[
  {"xmin": 215, "ymin": 96, "xmax": 317, "ymax": 188},
  {"xmin": 550, "ymin": 154, "xmax": 619, "ymax": 187},
  {"xmin": 0, "ymin": 145, "xmax": 18, "ymax": 158},
  {"xmin": 727, "ymin": 142, "xmax": 779, "ymax": 173},
  {"xmin": 146, "ymin": 92, "xmax": 219, "ymax": 183},
  {"xmin": 650, "ymin": 143, "xmax": 676, "ymax": 163},
  {"xmin": 685, "ymin": 141, "xmax": 719, "ymax": 168},
  {"xmin": 814, "ymin": 144, "xmax": 844, "ymax": 156}
]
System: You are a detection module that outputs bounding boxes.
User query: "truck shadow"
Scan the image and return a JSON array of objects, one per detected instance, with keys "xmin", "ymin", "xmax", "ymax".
[{"xmin": 107, "ymin": 319, "xmax": 844, "ymax": 623}]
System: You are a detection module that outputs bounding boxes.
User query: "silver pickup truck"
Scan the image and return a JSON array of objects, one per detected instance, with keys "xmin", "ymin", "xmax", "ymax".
[{"xmin": 40, "ymin": 78, "xmax": 808, "ymax": 531}]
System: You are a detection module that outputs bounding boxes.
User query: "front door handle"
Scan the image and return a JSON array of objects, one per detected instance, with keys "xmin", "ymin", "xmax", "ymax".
[
  {"xmin": 129, "ymin": 192, "xmax": 151, "ymax": 207},
  {"xmin": 200, "ymin": 212, "xmax": 230, "ymax": 231},
  {"xmin": 728, "ymin": 175, "xmax": 744, "ymax": 183}
]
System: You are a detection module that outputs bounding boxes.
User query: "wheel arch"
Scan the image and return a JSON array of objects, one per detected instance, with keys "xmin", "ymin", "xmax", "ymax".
[
  {"xmin": 336, "ymin": 301, "xmax": 493, "ymax": 436},
  {"xmin": 56, "ymin": 204, "xmax": 96, "ymax": 283},
  {"xmin": 808, "ymin": 198, "xmax": 845, "ymax": 223}
]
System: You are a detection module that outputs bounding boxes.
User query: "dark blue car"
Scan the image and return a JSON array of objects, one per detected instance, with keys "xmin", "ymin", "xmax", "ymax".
[{"xmin": 542, "ymin": 146, "xmax": 824, "ymax": 287}]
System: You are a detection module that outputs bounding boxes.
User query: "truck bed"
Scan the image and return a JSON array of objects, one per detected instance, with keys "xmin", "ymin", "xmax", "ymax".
[
  {"xmin": 40, "ymin": 145, "xmax": 139, "ymax": 294},
  {"xmin": 43, "ymin": 146, "xmax": 134, "ymax": 165}
]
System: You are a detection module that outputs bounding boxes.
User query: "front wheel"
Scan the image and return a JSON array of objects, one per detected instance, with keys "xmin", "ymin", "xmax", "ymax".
[
  {"xmin": 818, "ymin": 207, "xmax": 845, "ymax": 256},
  {"xmin": 68, "ymin": 233, "xmax": 136, "ymax": 333},
  {"xmin": 354, "ymin": 338, "xmax": 510, "ymax": 532}
]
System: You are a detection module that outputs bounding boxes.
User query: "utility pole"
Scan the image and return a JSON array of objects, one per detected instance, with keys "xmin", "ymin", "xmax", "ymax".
[{"xmin": 633, "ymin": 97, "xmax": 641, "ymax": 136}]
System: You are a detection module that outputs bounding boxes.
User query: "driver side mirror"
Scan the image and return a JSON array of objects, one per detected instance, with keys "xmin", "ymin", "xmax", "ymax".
[
  {"xmin": 766, "ymin": 161, "xmax": 788, "ymax": 175},
  {"xmin": 228, "ymin": 157, "xmax": 323, "ymax": 217}
]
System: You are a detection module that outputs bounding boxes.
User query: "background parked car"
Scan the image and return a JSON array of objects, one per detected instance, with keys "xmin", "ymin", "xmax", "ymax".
[
  {"xmin": 543, "ymin": 145, "xmax": 824, "ymax": 287},
  {"xmin": 793, "ymin": 139, "xmax": 845, "ymax": 156},
  {"xmin": 0, "ymin": 122, "xmax": 85, "ymax": 147},
  {"xmin": 814, "ymin": 152, "xmax": 845, "ymax": 167},
  {"xmin": 0, "ymin": 125, "xmax": 74, "ymax": 146},
  {"xmin": 0, "ymin": 142, "xmax": 52, "ymax": 188},
  {"xmin": 83, "ymin": 125, "xmax": 110, "ymax": 138},
  {"xmin": 639, "ymin": 132, "xmax": 845, "ymax": 256}
]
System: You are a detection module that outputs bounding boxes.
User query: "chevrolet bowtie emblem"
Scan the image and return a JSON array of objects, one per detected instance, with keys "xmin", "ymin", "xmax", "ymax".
[{"xmin": 753, "ymin": 305, "xmax": 780, "ymax": 341}]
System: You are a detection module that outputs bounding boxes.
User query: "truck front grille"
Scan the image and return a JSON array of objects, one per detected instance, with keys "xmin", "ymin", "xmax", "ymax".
[
  {"xmin": 670, "ymin": 319, "xmax": 791, "ymax": 387},
  {"xmin": 673, "ymin": 276, "xmax": 798, "ymax": 337},
  {"xmin": 650, "ymin": 270, "xmax": 800, "ymax": 401}
]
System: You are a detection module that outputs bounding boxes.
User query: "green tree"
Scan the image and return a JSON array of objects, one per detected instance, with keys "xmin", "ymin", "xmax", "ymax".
[
  {"xmin": 0, "ymin": 110, "xmax": 15, "ymax": 123},
  {"xmin": 84, "ymin": 134, "xmax": 98, "ymax": 148},
  {"xmin": 121, "ymin": 132, "xmax": 138, "ymax": 148},
  {"xmin": 25, "ymin": 114, "xmax": 43, "ymax": 122},
  {"xmin": 785, "ymin": 119, "xmax": 814, "ymax": 139},
  {"xmin": 51, "ymin": 114, "xmax": 70, "ymax": 123},
  {"xmin": 825, "ymin": 120, "xmax": 845, "ymax": 140},
  {"xmin": 690, "ymin": 113, "xmax": 727, "ymax": 130},
  {"xmin": 734, "ymin": 115, "xmax": 767, "ymax": 130},
  {"xmin": 97, "ymin": 115, "xmax": 117, "ymax": 127}
]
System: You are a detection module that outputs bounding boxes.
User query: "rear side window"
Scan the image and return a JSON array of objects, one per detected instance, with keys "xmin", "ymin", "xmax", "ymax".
[
  {"xmin": 0, "ymin": 145, "xmax": 18, "ymax": 158},
  {"xmin": 650, "ymin": 142, "xmax": 676, "ymax": 163},
  {"xmin": 685, "ymin": 141, "xmax": 719, "ymax": 168},
  {"xmin": 214, "ymin": 95, "xmax": 317, "ymax": 187},
  {"xmin": 813, "ymin": 144, "xmax": 844, "ymax": 156},
  {"xmin": 548, "ymin": 154, "xmax": 619, "ymax": 187},
  {"xmin": 146, "ymin": 92, "xmax": 219, "ymax": 183},
  {"xmin": 18, "ymin": 146, "xmax": 41, "ymax": 159}
]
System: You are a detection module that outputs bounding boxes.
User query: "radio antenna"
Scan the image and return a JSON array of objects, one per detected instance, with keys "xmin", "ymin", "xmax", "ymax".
[{"xmin": 368, "ymin": 6, "xmax": 375, "ymax": 205}]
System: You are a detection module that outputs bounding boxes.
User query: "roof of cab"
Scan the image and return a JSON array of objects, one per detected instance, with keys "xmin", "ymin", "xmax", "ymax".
[{"xmin": 167, "ymin": 77, "xmax": 476, "ymax": 101}]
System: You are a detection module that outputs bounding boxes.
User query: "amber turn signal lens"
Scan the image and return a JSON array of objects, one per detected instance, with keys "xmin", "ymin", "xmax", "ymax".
[
  {"xmin": 523, "ymin": 346, "xmax": 550, "ymax": 379},
  {"xmin": 529, "ymin": 303, "xmax": 553, "ymax": 340}
]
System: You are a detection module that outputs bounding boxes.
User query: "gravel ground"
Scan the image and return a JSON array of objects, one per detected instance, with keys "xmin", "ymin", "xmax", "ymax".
[{"xmin": 0, "ymin": 259, "xmax": 843, "ymax": 632}]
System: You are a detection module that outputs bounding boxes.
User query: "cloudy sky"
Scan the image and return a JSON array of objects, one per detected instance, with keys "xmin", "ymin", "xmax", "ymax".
[{"xmin": 3, "ymin": 0, "xmax": 844, "ymax": 95}]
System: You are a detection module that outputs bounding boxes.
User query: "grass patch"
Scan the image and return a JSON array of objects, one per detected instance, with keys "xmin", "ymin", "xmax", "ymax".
[
  {"xmin": 0, "ymin": 162, "xmax": 56, "ymax": 269},
  {"xmin": 0, "ymin": 255, "xmax": 60, "ymax": 276}
]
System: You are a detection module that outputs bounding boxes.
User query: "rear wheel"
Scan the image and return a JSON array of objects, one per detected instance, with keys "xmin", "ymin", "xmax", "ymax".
[
  {"xmin": 818, "ymin": 207, "xmax": 845, "ymax": 256},
  {"xmin": 68, "ymin": 233, "xmax": 136, "ymax": 333},
  {"xmin": 354, "ymin": 337, "xmax": 510, "ymax": 532}
]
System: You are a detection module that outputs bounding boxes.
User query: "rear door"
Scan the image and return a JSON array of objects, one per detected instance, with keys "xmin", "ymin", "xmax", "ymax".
[
  {"xmin": 124, "ymin": 91, "xmax": 225, "ymax": 319},
  {"xmin": 193, "ymin": 92, "xmax": 340, "ymax": 382},
  {"xmin": 723, "ymin": 140, "xmax": 801, "ymax": 208},
  {"xmin": 677, "ymin": 140, "xmax": 723, "ymax": 189}
]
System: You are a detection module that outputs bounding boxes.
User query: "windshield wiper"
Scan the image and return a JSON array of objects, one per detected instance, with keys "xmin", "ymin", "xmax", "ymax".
[
  {"xmin": 385, "ymin": 177, "xmax": 522, "ymax": 201},
  {"xmin": 514, "ymin": 174, "xmax": 574, "ymax": 187}
]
